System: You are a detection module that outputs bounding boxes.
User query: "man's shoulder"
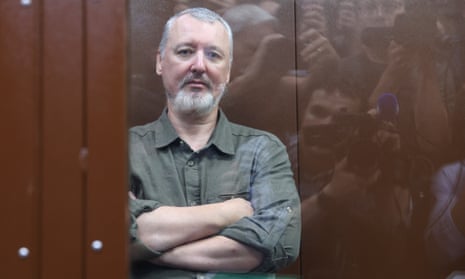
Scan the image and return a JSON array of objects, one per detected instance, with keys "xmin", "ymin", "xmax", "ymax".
[
  {"xmin": 128, "ymin": 120, "xmax": 158, "ymax": 138},
  {"xmin": 227, "ymin": 121, "xmax": 283, "ymax": 145}
]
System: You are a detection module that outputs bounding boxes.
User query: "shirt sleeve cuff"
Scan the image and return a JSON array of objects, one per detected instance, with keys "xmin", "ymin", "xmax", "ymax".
[
  {"xmin": 129, "ymin": 238, "xmax": 164, "ymax": 262},
  {"xmin": 128, "ymin": 199, "xmax": 163, "ymax": 262}
]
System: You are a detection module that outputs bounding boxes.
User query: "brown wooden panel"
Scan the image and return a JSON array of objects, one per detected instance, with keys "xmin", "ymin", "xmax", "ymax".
[
  {"xmin": 40, "ymin": 0, "xmax": 84, "ymax": 278},
  {"xmin": 85, "ymin": 0, "xmax": 129, "ymax": 278},
  {"xmin": 0, "ymin": 1, "xmax": 40, "ymax": 278}
]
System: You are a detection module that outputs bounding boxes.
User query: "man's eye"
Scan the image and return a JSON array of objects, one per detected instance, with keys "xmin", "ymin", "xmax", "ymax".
[
  {"xmin": 177, "ymin": 49, "xmax": 193, "ymax": 57},
  {"xmin": 206, "ymin": 51, "xmax": 222, "ymax": 60}
]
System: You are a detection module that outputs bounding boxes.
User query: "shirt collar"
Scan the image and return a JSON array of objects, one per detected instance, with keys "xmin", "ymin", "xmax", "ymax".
[
  {"xmin": 209, "ymin": 109, "xmax": 235, "ymax": 155},
  {"xmin": 154, "ymin": 108, "xmax": 235, "ymax": 155},
  {"xmin": 153, "ymin": 108, "xmax": 180, "ymax": 148}
]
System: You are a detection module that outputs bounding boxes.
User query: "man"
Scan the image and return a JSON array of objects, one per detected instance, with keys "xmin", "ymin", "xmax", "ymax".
[
  {"xmin": 128, "ymin": 7, "xmax": 301, "ymax": 279},
  {"xmin": 297, "ymin": 68, "xmax": 425, "ymax": 279}
]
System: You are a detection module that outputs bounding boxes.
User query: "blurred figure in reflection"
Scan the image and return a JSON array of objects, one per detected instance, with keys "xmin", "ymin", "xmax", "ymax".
[
  {"xmin": 357, "ymin": 0, "xmax": 404, "ymax": 28},
  {"xmin": 277, "ymin": 0, "xmax": 343, "ymax": 95},
  {"xmin": 221, "ymin": 2, "xmax": 342, "ymax": 165},
  {"xmin": 222, "ymin": 4, "xmax": 282, "ymax": 80},
  {"xmin": 367, "ymin": 0, "xmax": 465, "ymax": 163},
  {"xmin": 425, "ymin": 156, "xmax": 465, "ymax": 278},
  {"xmin": 432, "ymin": 0, "xmax": 465, "ymax": 162},
  {"xmin": 298, "ymin": 74, "xmax": 362, "ymax": 183},
  {"xmin": 339, "ymin": 0, "xmax": 405, "ymax": 107},
  {"xmin": 290, "ymin": 0, "xmax": 364, "ymax": 94},
  {"xmin": 296, "ymin": 0, "xmax": 361, "ymax": 60},
  {"xmin": 294, "ymin": 0, "xmax": 341, "ymax": 76},
  {"xmin": 342, "ymin": 0, "xmax": 460, "ymax": 183},
  {"xmin": 298, "ymin": 66, "xmax": 431, "ymax": 279},
  {"xmin": 331, "ymin": 0, "xmax": 361, "ymax": 57},
  {"xmin": 424, "ymin": 0, "xmax": 465, "ymax": 260},
  {"xmin": 367, "ymin": 0, "xmax": 463, "ymax": 166},
  {"xmin": 221, "ymin": 4, "xmax": 297, "ymax": 144}
]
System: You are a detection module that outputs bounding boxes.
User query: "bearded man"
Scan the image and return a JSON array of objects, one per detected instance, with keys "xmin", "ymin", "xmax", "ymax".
[{"xmin": 128, "ymin": 7, "xmax": 301, "ymax": 279}]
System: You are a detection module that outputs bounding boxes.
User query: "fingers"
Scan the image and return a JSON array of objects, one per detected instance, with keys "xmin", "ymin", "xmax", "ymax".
[
  {"xmin": 337, "ymin": 1, "xmax": 357, "ymax": 31},
  {"xmin": 302, "ymin": 11, "xmax": 327, "ymax": 34},
  {"xmin": 299, "ymin": 29, "xmax": 336, "ymax": 65},
  {"xmin": 300, "ymin": 1, "xmax": 327, "ymax": 35}
]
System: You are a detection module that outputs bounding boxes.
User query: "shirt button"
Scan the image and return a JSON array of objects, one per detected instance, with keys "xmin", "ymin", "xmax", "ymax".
[{"xmin": 187, "ymin": 160, "xmax": 194, "ymax": 167}]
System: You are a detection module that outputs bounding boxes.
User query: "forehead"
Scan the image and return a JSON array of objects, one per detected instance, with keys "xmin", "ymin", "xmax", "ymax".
[{"xmin": 168, "ymin": 14, "xmax": 230, "ymax": 49}]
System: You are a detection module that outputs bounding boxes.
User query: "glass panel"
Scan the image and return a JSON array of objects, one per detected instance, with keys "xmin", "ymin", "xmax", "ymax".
[
  {"xmin": 296, "ymin": 0, "xmax": 465, "ymax": 278},
  {"xmin": 128, "ymin": 0, "xmax": 465, "ymax": 278}
]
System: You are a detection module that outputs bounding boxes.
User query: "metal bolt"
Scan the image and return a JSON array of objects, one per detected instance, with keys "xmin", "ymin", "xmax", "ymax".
[
  {"xmin": 21, "ymin": 0, "xmax": 32, "ymax": 6},
  {"xmin": 18, "ymin": 247, "xmax": 30, "ymax": 258},
  {"xmin": 91, "ymin": 240, "xmax": 103, "ymax": 251}
]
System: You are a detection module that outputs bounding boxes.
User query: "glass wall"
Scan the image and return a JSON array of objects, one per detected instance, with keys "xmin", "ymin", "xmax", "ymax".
[{"xmin": 128, "ymin": 1, "xmax": 465, "ymax": 278}]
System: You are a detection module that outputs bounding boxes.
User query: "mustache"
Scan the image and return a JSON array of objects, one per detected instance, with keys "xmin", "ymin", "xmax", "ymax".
[{"xmin": 180, "ymin": 73, "xmax": 213, "ymax": 90}]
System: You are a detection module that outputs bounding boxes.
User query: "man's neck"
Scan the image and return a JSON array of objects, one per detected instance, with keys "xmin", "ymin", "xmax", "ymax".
[{"xmin": 167, "ymin": 108, "xmax": 218, "ymax": 152}]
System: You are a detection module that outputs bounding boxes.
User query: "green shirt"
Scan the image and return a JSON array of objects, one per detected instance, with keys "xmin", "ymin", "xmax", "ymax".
[{"xmin": 129, "ymin": 109, "xmax": 301, "ymax": 278}]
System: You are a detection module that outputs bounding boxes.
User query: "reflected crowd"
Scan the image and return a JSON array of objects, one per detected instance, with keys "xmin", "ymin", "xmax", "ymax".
[{"xmin": 130, "ymin": 0, "xmax": 465, "ymax": 278}]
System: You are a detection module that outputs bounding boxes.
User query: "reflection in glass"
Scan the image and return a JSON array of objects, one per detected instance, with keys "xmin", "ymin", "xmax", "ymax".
[{"xmin": 128, "ymin": 0, "xmax": 465, "ymax": 278}]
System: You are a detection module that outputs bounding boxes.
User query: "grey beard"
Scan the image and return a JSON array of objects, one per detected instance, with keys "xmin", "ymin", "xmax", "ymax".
[{"xmin": 170, "ymin": 84, "xmax": 226, "ymax": 116}]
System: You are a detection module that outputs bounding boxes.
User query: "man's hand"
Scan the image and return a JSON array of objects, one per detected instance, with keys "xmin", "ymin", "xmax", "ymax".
[
  {"xmin": 336, "ymin": 0, "xmax": 357, "ymax": 34},
  {"xmin": 300, "ymin": 0, "xmax": 328, "ymax": 36},
  {"xmin": 322, "ymin": 157, "xmax": 380, "ymax": 205},
  {"xmin": 298, "ymin": 29, "xmax": 340, "ymax": 75}
]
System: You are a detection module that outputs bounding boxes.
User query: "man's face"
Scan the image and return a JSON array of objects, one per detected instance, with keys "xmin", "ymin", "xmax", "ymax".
[
  {"xmin": 156, "ymin": 14, "xmax": 231, "ymax": 116},
  {"xmin": 300, "ymin": 88, "xmax": 361, "ymax": 158},
  {"xmin": 358, "ymin": 0, "xmax": 404, "ymax": 29}
]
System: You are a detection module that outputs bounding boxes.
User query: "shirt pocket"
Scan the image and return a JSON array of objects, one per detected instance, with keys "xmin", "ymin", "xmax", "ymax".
[{"xmin": 203, "ymin": 168, "xmax": 251, "ymax": 203}]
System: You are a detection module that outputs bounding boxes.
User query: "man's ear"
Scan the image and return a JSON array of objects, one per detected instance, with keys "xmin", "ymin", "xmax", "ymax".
[{"xmin": 155, "ymin": 52, "xmax": 162, "ymax": 75}]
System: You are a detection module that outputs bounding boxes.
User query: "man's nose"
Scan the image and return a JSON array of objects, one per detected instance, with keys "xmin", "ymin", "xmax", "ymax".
[{"xmin": 190, "ymin": 51, "xmax": 206, "ymax": 73}]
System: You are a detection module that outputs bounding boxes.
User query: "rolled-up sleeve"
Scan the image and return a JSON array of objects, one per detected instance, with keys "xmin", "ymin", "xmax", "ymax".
[{"xmin": 218, "ymin": 137, "xmax": 301, "ymax": 272}]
